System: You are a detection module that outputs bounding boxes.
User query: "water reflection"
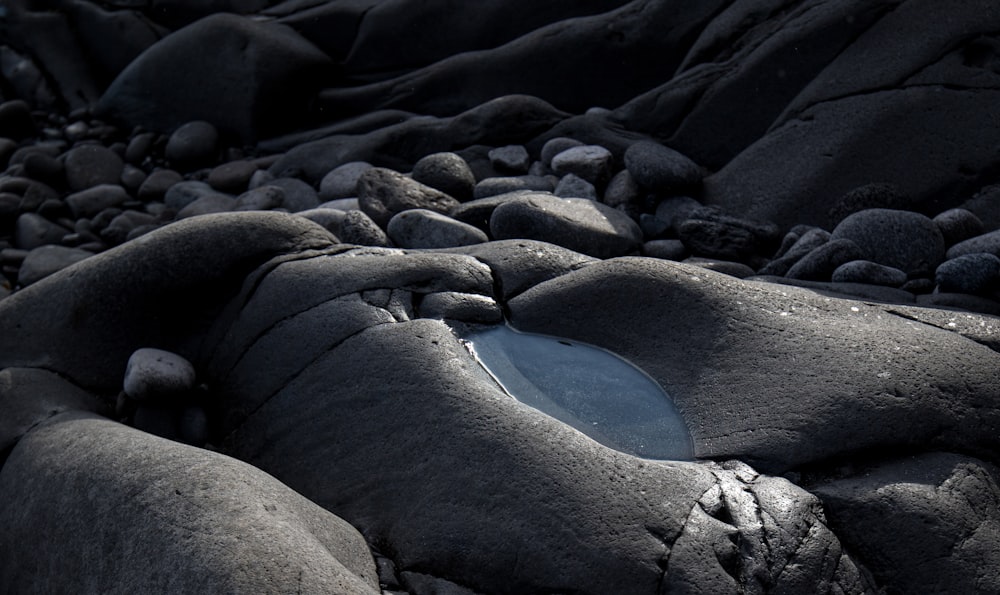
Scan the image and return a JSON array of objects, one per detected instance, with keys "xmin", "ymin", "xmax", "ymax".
[{"xmin": 453, "ymin": 323, "xmax": 694, "ymax": 460}]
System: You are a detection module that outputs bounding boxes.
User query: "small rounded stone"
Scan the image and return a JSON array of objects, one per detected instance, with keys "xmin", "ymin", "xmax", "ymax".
[{"xmin": 123, "ymin": 347, "xmax": 197, "ymax": 401}]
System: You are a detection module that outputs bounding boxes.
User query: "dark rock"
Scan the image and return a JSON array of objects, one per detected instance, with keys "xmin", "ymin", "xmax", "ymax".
[
  {"xmin": 933, "ymin": 208, "xmax": 985, "ymax": 246},
  {"xmin": 165, "ymin": 120, "xmax": 219, "ymax": 168},
  {"xmin": 411, "ymin": 153, "xmax": 475, "ymax": 202},
  {"xmin": 22, "ymin": 151, "xmax": 65, "ymax": 187},
  {"xmin": 387, "ymin": 209, "xmax": 488, "ymax": 249},
  {"xmin": 124, "ymin": 131, "xmax": 158, "ymax": 165},
  {"xmin": 960, "ymin": 184, "xmax": 1000, "ymax": 233},
  {"xmin": 295, "ymin": 208, "xmax": 346, "ymax": 236},
  {"xmin": 18, "ymin": 245, "xmax": 93, "ymax": 287},
  {"xmin": 549, "ymin": 145, "xmax": 613, "ymax": 185},
  {"xmin": 119, "ymin": 164, "xmax": 147, "ymax": 194},
  {"xmin": 682, "ymin": 257, "xmax": 756, "ymax": 279},
  {"xmin": 14, "ymin": 213, "xmax": 71, "ymax": 250},
  {"xmin": 63, "ymin": 144, "xmax": 124, "ymax": 192},
  {"xmin": 826, "ymin": 183, "xmax": 908, "ymax": 229},
  {"xmin": 267, "ymin": 177, "xmax": 319, "ymax": 213},
  {"xmin": 758, "ymin": 227, "xmax": 832, "ymax": 276},
  {"xmin": 623, "ymin": 140, "xmax": 702, "ymax": 194},
  {"xmin": 176, "ymin": 194, "xmax": 236, "ymax": 219},
  {"xmin": 490, "ymin": 193, "xmax": 642, "ymax": 259},
  {"xmin": 163, "ymin": 180, "xmax": 218, "ymax": 211},
  {"xmin": 137, "ymin": 169, "xmax": 183, "ymax": 202},
  {"xmin": 831, "ymin": 260, "xmax": 908, "ymax": 287},
  {"xmin": 97, "ymin": 13, "xmax": 334, "ymax": 142},
  {"xmin": 358, "ymin": 167, "xmax": 460, "ymax": 228},
  {"xmin": 0, "ymin": 412, "xmax": 380, "ymax": 593},
  {"xmin": 123, "ymin": 347, "xmax": 197, "ymax": 401},
  {"xmin": 832, "ymin": 209, "xmax": 946, "ymax": 277},
  {"xmin": 553, "ymin": 173, "xmax": 598, "ymax": 199},
  {"xmin": 677, "ymin": 218, "xmax": 756, "ymax": 263},
  {"xmin": 488, "ymin": 145, "xmax": 531, "ymax": 174},
  {"xmin": 786, "ymin": 239, "xmax": 866, "ymax": 281},
  {"xmin": 100, "ymin": 210, "xmax": 157, "ymax": 246},
  {"xmin": 653, "ymin": 196, "xmax": 702, "ymax": 235},
  {"xmin": 207, "ymin": 160, "xmax": 258, "ymax": 194},
  {"xmin": 318, "ymin": 161, "xmax": 373, "ymax": 201},
  {"xmin": 65, "ymin": 184, "xmax": 130, "ymax": 219},
  {"xmin": 0, "ymin": 100, "xmax": 37, "ymax": 141},
  {"xmin": 642, "ymin": 239, "xmax": 688, "ymax": 261},
  {"xmin": 917, "ymin": 292, "xmax": 1000, "ymax": 316},
  {"xmin": 339, "ymin": 209, "xmax": 390, "ymax": 247},
  {"xmin": 449, "ymin": 192, "xmax": 533, "ymax": 232},
  {"xmin": 417, "ymin": 291, "xmax": 503, "ymax": 323},
  {"xmin": 602, "ymin": 169, "xmax": 642, "ymax": 213},
  {"xmin": 473, "ymin": 175, "xmax": 554, "ymax": 199},
  {"xmin": 947, "ymin": 229, "xmax": 1000, "ymax": 259},
  {"xmin": 935, "ymin": 253, "xmax": 1000, "ymax": 294},
  {"xmin": 539, "ymin": 137, "xmax": 584, "ymax": 168}
]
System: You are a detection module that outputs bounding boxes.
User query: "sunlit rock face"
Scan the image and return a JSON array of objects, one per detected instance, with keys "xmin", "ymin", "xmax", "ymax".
[{"xmin": 453, "ymin": 323, "xmax": 695, "ymax": 460}]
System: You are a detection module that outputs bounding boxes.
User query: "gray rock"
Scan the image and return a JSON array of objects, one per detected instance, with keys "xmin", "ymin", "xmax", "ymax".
[
  {"xmin": 933, "ymin": 208, "xmax": 984, "ymax": 246},
  {"xmin": 488, "ymin": 144, "xmax": 531, "ymax": 174},
  {"xmin": 831, "ymin": 260, "xmax": 908, "ymax": 287},
  {"xmin": 123, "ymin": 347, "xmax": 197, "ymax": 401},
  {"xmin": 758, "ymin": 227, "xmax": 832, "ymax": 276},
  {"xmin": 207, "ymin": 160, "xmax": 259, "ymax": 194},
  {"xmin": 339, "ymin": 209, "xmax": 390, "ymax": 247},
  {"xmin": 0, "ymin": 412, "xmax": 380, "ymax": 593},
  {"xmin": 553, "ymin": 173, "xmax": 598, "ymax": 199},
  {"xmin": 677, "ymin": 211, "xmax": 779, "ymax": 266},
  {"xmin": 624, "ymin": 140, "xmax": 702, "ymax": 194},
  {"xmin": 100, "ymin": 210, "xmax": 157, "ymax": 246},
  {"xmin": 826, "ymin": 183, "xmax": 908, "ymax": 229},
  {"xmin": 318, "ymin": 161, "xmax": 373, "ymax": 201},
  {"xmin": 831, "ymin": 209, "xmax": 946, "ymax": 277},
  {"xmin": 387, "ymin": 209, "xmax": 488, "ymax": 249},
  {"xmin": 411, "ymin": 153, "xmax": 475, "ymax": 201},
  {"xmin": 917, "ymin": 292, "xmax": 1000, "ymax": 316},
  {"xmin": 14, "ymin": 213, "xmax": 70, "ymax": 250},
  {"xmin": 176, "ymin": 194, "xmax": 237, "ymax": 219},
  {"xmin": 65, "ymin": 184, "xmax": 129, "ymax": 219},
  {"xmin": 946, "ymin": 229, "xmax": 1000, "ymax": 260},
  {"xmin": 358, "ymin": 167, "xmax": 460, "ymax": 227},
  {"xmin": 786, "ymin": 238, "xmax": 865, "ymax": 281},
  {"xmin": 296, "ymin": 208, "xmax": 346, "ymax": 236},
  {"xmin": 63, "ymin": 144, "xmax": 124, "ymax": 192},
  {"xmin": 602, "ymin": 169, "xmax": 642, "ymax": 213},
  {"xmin": 18, "ymin": 245, "xmax": 93, "ymax": 286},
  {"xmin": 490, "ymin": 193, "xmax": 642, "ymax": 259},
  {"xmin": 811, "ymin": 453, "xmax": 1000, "ymax": 595},
  {"xmin": 234, "ymin": 185, "xmax": 284, "ymax": 211},
  {"xmin": 935, "ymin": 253, "xmax": 1000, "ymax": 294},
  {"xmin": 539, "ymin": 137, "xmax": 584, "ymax": 167},
  {"xmin": 267, "ymin": 177, "xmax": 319, "ymax": 212},
  {"xmin": 549, "ymin": 145, "xmax": 613, "ymax": 185},
  {"xmin": 682, "ymin": 257, "xmax": 756, "ymax": 279},
  {"xmin": 165, "ymin": 120, "xmax": 219, "ymax": 168},
  {"xmin": 318, "ymin": 198, "xmax": 361, "ymax": 211},
  {"xmin": 473, "ymin": 175, "xmax": 555, "ymax": 199},
  {"xmin": 653, "ymin": 196, "xmax": 703, "ymax": 234},
  {"xmin": 417, "ymin": 291, "xmax": 503, "ymax": 322}
]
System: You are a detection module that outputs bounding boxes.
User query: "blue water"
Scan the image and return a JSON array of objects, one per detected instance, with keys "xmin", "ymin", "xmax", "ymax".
[{"xmin": 454, "ymin": 324, "xmax": 694, "ymax": 460}]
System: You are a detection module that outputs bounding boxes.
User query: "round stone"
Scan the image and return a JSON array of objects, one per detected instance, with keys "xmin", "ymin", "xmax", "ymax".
[
  {"xmin": 63, "ymin": 144, "xmax": 124, "ymax": 192},
  {"xmin": 935, "ymin": 253, "xmax": 1000, "ymax": 294},
  {"xmin": 319, "ymin": 161, "xmax": 373, "ymax": 201},
  {"xmin": 831, "ymin": 260, "xmax": 908, "ymax": 287},
  {"xmin": 488, "ymin": 145, "xmax": 531, "ymax": 174},
  {"xmin": 550, "ymin": 145, "xmax": 614, "ymax": 185},
  {"xmin": 412, "ymin": 153, "xmax": 475, "ymax": 201},
  {"xmin": 831, "ymin": 208, "xmax": 946, "ymax": 277},
  {"xmin": 165, "ymin": 120, "xmax": 219, "ymax": 168},
  {"xmin": 387, "ymin": 209, "xmax": 489, "ymax": 249},
  {"xmin": 623, "ymin": 140, "xmax": 701, "ymax": 194},
  {"xmin": 123, "ymin": 347, "xmax": 197, "ymax": 401},
  {"xmin": 540, "ymin": 137, "xmax": 584, "ymax": 167}
]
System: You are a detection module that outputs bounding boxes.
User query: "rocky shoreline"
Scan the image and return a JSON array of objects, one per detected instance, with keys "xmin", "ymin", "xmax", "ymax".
[{"xmin": 2, "ymin": 1, "xmax": 1000, "ymax": 594}]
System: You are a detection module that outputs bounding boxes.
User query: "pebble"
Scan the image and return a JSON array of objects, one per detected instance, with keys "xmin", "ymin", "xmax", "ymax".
[
  {"xmin": 318, "ymin": 198, "xmax": 359, "ymax": 211},
  {"xmin": 473, "ymin": 175, "xmax": 555, "ymax": 199},
  {"xmin": 539, "ymin": 137, "xmax": 584, "ymax": 167},
  {"xmin": 124, "ymin": 131, "xmax": 158, "ymax": 165},
  {"xmin": 758, "ymin": 227, "xmax": 831, "ymax": 276},
  {"xmin": 267, "ymin": 177, "xmax": 319, "ymax": 212},
  {"xmin": 449, "ymin": 192, "xmax": 529, "ymax": 232},
  {"xmin": 550, "ymin": 145, "xmax": 614, "ymax": 185},
  {"xmin": 357, "ymin": 167, "xmax": 460, "ymax": 227},
  {"xmin": 22, "ymin": 151, "xmax": 64, "ymax": 186},
  {"xmin": 623, "ymin": 140, "xmax": 702, "ymax": 194},
  {"xmin": 554, "ymin": 173, "xmax": 597, "ymax": 199},
  {"xmin": 165, "ymin": 120, "xmax": 219, "ymax": 168},
  {"xmin": 296, "ymin": 208, "xmax": 346, "ymax": 236},
  {"xmin": 602, "ymin": 169, "xmax": 642, "ymax": 213},
  {"xmin": 785, "ymin": 238, "xmax": 865, "ymax": 281},
  {"xmin": 945, "ymin": 229, "xmax": 1000, "ymax": 259},
  {"xmin": 831, "ymin": 208, "xmax": 945, "ymax": 277},
  {"xmin": 63, "ymin": 144, "xmax": 124, "ymax": 192},
  {"xmin": 14, "ymin": 213, "xmax": 71, "ymax": 249},
  {"xmin": 678, "ymin": 218, "xmax": 759, "ymax": 264},
  {"xmin": 339, "ymin": 209, "xmax": 390, "ymax": 246},
  {"xmin": 120, "ymin": 164, "xmax": 147, "ymax": 194},
  {"xmin": 65, "ymin": 184, "xmax": 129, "ymax": 219},
  {"xmin": 933, "ymin": 208, "xmax": 984, "ymax": 247},
  {"xmin": 935, "ymin": 253, "xmax": 1000, "ymax": 294},
  {"xmin": 387, "ymin": 209, "xmax": 489, "ymax": 249},
  {"xmin": 137, "ymin": 169, "xmax": 183, "ymax": 202},
  {"xmin": 123, "ymin": 347, "xmax": 197, "ymax": 402},
  {"xmin": 488, "ymin": 145, "xmax": 531, "ymax": 174},
  {"xmin": 0, "ymin": 100, "xmax": 37, "ymax": 141},
  {"xmin": 100, "ymin": 210, "xmax": 157, "ymax": 246},
  {"xmin": 207, "ymin": 160, "xmax": 259, "ymax": 193},
  {"xmin": 490, "ymin": 193, "xmax": 642, "ymax": 259},
  {"xmin": 318, "ymin": 161, "xmax": 373, "ymax": 201},
  {"xmin": 17, "ymin": 245, "xmax": 93, "ymax": 286},
  {"xmin": 164, "ymin": 180, "xmax": 216, "ymax": 211},
  {"xmin": 411, "ymin": 153, "xmax": 475, "ymax": 201},
  {"xmin": 653, "ymin": 196, "xmax": 703, "ymax": 235},
  {"xmin": 831, "ymin": 260, "xmax": 908, "ymax": 287}
]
